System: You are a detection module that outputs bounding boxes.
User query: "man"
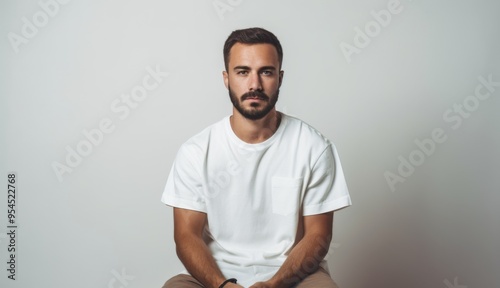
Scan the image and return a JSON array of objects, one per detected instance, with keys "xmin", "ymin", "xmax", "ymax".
[{"xmin": 161, "ymin": 27, "xmax": 351, "ymax": 288}]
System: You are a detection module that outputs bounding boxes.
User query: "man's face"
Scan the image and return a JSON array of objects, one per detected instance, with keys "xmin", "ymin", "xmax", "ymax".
[{"xmin": 223, "ymin": 43, "xmax": 283, "ymax": 120}]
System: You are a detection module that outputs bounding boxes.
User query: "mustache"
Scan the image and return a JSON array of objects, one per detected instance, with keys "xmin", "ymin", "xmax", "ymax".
[{"xmin": 241, "ymin": 91, "xmax": 269, "ymax": 101}]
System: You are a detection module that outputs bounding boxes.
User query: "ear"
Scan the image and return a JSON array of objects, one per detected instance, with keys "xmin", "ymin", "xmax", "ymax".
[
  {"xmin": 223, "ymin": 70, "xmax": 229, "ymax": 89},
  {"xmin": 278, "ymin": 70, "xmax": 284, "ymax": 87}
]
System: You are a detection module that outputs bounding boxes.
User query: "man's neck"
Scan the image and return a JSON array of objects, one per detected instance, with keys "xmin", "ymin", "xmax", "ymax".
[{"xmin": 229, "ymin": 109, "xmax": 282, "ymax": 144}]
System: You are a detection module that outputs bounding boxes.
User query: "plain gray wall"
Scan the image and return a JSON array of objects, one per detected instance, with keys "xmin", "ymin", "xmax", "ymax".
[{"xmin": 1, "ymin": 0, "xmax": 499, "ymax": 287}]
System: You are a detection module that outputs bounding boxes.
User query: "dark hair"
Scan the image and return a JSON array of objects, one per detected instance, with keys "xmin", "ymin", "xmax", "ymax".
[{"xmin": 223, "ymin": 27, "xmax": 283, "ymax": 71}]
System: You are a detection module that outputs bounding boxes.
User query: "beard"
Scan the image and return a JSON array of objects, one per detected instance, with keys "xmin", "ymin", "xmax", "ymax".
[{"xmin": 228, "ymin": 85, "xmax": 279, "ymax": 120}]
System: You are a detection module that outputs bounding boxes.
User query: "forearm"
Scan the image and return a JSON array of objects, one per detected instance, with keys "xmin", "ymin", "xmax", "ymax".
[
  {"xmin": 176, "ymin": 236, "xmax": 226, "ymax": 288},
  {"xmin": 267, "ymin": 233, "xmax": 332, "ymax": 288}
]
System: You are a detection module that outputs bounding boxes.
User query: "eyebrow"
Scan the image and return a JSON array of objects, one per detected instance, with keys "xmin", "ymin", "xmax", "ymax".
[{"xmin": 233, "ymin": 65, "xmax": 277, "ymax": 71}]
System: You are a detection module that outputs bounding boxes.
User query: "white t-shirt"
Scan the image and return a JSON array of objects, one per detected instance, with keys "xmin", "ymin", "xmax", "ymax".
[{"xmin": 162, "ymin": 113, "xmax": 351, "ymax": 286}]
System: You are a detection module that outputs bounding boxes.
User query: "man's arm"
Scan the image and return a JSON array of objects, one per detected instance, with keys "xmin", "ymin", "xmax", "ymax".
[
  {"xmin": 250, "ymin": 212, "xmax": 334, "ymax": 288},
  {"xmin": 173, "ymin": 207, "xmax": 243, "ymax": 288}
]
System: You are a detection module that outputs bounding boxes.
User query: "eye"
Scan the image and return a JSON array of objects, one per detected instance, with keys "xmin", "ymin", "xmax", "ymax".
[
  {"xmin": 261, "ymin": 70, "xmax": 273, "ymax": 76},
  {"xmin": 236, "ymin": 70, "xmax": 249, "ymax": 75}
]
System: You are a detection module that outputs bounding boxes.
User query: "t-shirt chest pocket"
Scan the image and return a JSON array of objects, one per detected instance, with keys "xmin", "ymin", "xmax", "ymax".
[{"xmin": 271, "ymin": 177, "xmax": 303, "ymax": 216}]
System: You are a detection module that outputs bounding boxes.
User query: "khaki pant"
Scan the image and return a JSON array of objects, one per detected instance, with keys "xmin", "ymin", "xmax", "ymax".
[{"xmin": 162, "ymin": 267, "xmax": 339, "ymax": 288}]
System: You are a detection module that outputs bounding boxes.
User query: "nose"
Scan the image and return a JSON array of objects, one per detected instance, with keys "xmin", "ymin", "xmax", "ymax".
[{"xmin": 248, "ymin": 71, "xmax": 262, "ymax": 91}]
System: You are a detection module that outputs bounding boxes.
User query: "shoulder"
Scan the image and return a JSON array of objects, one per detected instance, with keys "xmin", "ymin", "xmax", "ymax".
[
  {"xmin": 177, "ymin": 116, "xmax": 228, "ymax": 157},
  {"xmin": 281, "ymin": 113, "xmax": 332, "ymax": 149}
]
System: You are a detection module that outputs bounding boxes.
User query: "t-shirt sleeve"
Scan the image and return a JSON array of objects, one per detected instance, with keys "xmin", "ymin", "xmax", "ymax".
[
  {"xmin": 161, "ymin": 144, "xmax": 207, "ymax": 213},
  {"xmin": 302, "ymin": 143, "xmax": 352, "ymax": 216}
]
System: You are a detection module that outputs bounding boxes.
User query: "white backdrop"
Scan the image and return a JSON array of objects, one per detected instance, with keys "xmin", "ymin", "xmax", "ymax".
[{"xmin": 1, "ymin": 0, "xmax": 499, "ymax": 287}]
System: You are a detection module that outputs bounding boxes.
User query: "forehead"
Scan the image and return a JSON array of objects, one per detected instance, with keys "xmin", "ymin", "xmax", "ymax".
[{"xmin": 228, "ymin": 43, "xmax": 279, "ymax": 68}]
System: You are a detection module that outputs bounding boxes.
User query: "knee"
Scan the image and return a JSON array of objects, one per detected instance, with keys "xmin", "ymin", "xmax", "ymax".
[
  {"xmin": 162, "ymin": 274, "xmax": 183, "ymax": 288},
  {"xmin": 162, "ymin": 274, "xmax": 202, "ymax": 288}
]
